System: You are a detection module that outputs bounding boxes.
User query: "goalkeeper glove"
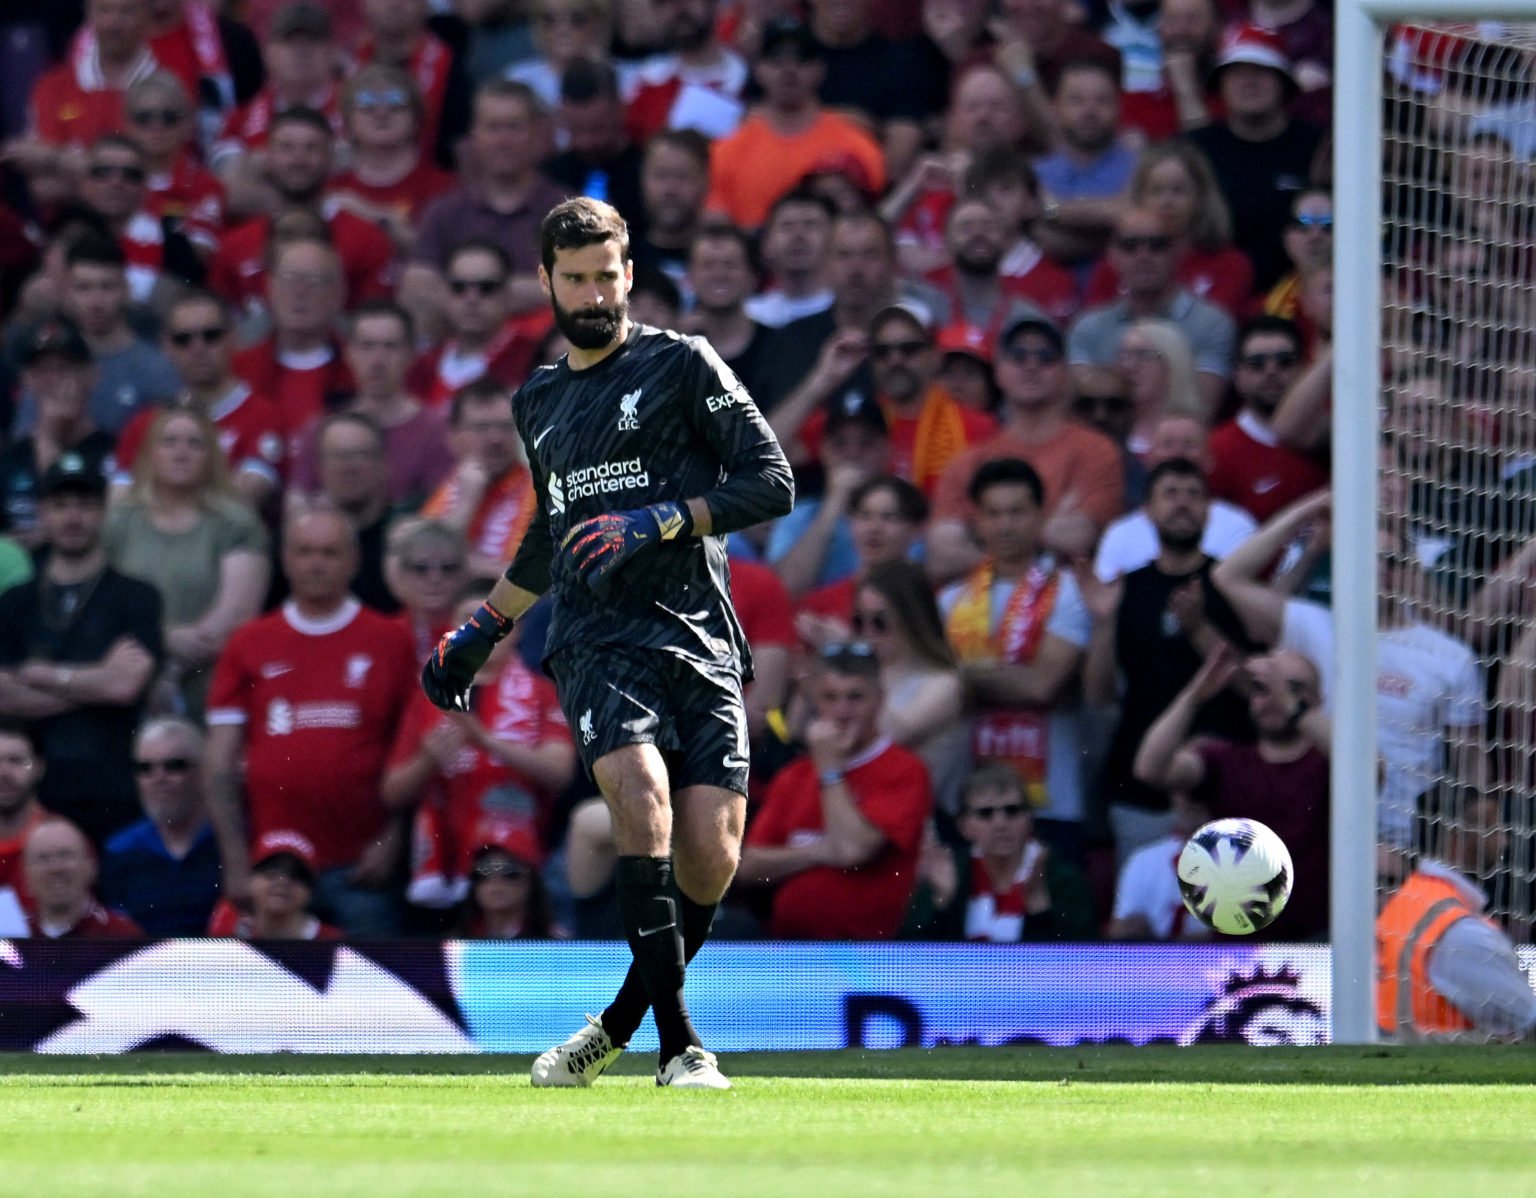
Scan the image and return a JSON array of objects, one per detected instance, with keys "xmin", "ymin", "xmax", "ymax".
[
  {"xmin": 421, "ymin": 601, "xmax": 514, "ymax": 711},
  {"xmin": 561, "ymin": 500, "xmax": 693, "ymax": 594}
]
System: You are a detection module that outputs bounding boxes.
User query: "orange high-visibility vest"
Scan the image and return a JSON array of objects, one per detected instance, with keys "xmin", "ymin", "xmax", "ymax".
[{"xmin": 1376, "ymin": 870, "xmax": 1497, "ymax": 1039}]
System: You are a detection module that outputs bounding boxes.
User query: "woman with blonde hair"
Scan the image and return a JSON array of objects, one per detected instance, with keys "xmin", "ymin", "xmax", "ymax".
[
  {"xmin": 1115, "ymin": 319, "xmax": 1204, "ymax": 454},
  {"xmin": 105, "ymin": 408, "xmax": 270, "ymax": 717},
  {"xmin": 1086, "ymin": 142, "xmax": 1255, "ymax": 317}
]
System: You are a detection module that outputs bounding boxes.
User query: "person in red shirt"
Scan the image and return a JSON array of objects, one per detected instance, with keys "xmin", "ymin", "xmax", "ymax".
[
  {"xmin": 0, "ymin": 721, "xmax": 52, "ymax": 917},
  {"xmin": 738, "ymin": 642, "xmax": 932, "ymax": 938},
  {"xmin": 406, "ymin": 241, "xmax": 542, "ymax": 411},
  {"xmin": 205, "ymin": 509, "xmax": 418, "ymax": 935},
  {"xmin": 125, "ymin": 71, "xmax": 226, "ymax": 256},
  {"xmin": 22, "ymin": 817, "xmax": 143, "ymax": 938},
  {"xmin": 625, "ymin": 0, "xmax": 750, "ymax": 144},
  {"xmin": 355, "ymin": 0, "xmax": 464, "ymax": 166},
  {"xmin": 75, "ymin": 135, "xmax": 196, "ymax": 306},
  {"xmin": 458, "ymin": 817, "xmax": 564, "ymax": 939},
  {"xmin": 231, "ymin": 237, "xmax": 354, "ymax": 436},
  {"xmin": 209, "ymin": 108, "xmax": 397, "ymax": 320},
  {"xmin": 329, "ymin": 65, "xmax": 456, "ymax": 252},
  {"xmin": 206, "ymin": 828, "xmax": 344, "ymax": 940},
  {"xmin": 927, "ymin": 198, "xmax": 1080, "ymax": 338},
  {"xmin": 386, "ymin": 592, "xmax": 574, "ymax": 908},
  {"xmin": 116, "ymin": 290, "xmax": 285, "ymax": 507}
]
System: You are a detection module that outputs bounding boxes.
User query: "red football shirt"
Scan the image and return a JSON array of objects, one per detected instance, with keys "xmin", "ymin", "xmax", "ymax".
[
  {"xmin": 209, "ymin": 208, "xmax": 396, "ymax": 317},
  {"xmin": 206, "ymin": 599, "xmax": 418, "ymax": 870},
  {"xmin": 146, "ymin": 155, "xmax": 227, "ymax": 252},
  {"xmin": 797, "ymin": 576, "xmax": 857, "ymax": 625},
  {"xmin": 747, "ymin": 740, "xmax": 931, "ymax": 938},
  {"xmin": 799, "ymin": 387, "xmax": 996, "ymax": 495},
  {"xmin": 232, "ymin": 339, "xmax": 354, "ymax": 436},
  {"xmin": 728, "ymin": 557, "xmax": 797, "ymax": 650},
  {"xmin": 407, "ymin": 318, "xmax": 544, "ymax": 410},
  {"xmin": 329, "ymin": 159, "xmax": 456, "ymax": 230},
  {"xmin": 1084, "ymin": 244, "xmax": 1256, "ymax": 318},
  {"xmin": 925, "ymin": 261, "xmax": 1081, "ymax": 336},
  {"xmin": 0, "ymin": 804, "xmax": 49, "ymax": 908},
  {"xmin": 206, "ymin": 899, "xmax": 343, "ymax": 940},
  {"xmin": 115, "ymin": 382, "xmax": 286, "ymax": 487},
  {"xmin": 355, "ymin": 33, "xmax": 453, "ymax": 156},
  {"xmin": 26, "ymin": 900, "xmax": 143, "ymax": 938},
  {"xmin": 1207, "ymin": 412, "xmax": 1330, "ymax": 523},
  {"xmin": 31, "ymin": 64, "xmax": 128, "ymax": 146},
  {"xmin": 215, "ymin": 83, "xmax": 344, "ymax": 157}
]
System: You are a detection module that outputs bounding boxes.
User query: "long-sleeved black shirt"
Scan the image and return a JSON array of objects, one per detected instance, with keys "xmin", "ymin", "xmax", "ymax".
[{"xmin": 506, "ymin": 324, "xmax": 794, "ymax": 678}]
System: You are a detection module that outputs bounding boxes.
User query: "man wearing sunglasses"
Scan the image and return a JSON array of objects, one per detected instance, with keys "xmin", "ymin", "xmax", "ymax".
[
  {"xmin": 739, "ymin": 640, "xmax": 931, "ymax": 938},
  {"xmin": 98, "ymin": 716, "xmax": 221, "ymax": 936},
  {"xmin": 77, "ymin": 135, "xmax": 201, "ymax": 307}
]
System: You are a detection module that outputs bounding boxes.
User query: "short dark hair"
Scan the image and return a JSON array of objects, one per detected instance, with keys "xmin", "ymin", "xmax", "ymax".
[
  {"xmin": 851, "ymin": 475, "xmax": 928, "ymax": 525},
  {"xmin": 90, "ymin": 133, "xmax": 145, "ymax": 160},
  {"xmin": 65, "ymin": 232, "xmax": 126, "ymax": 271},
  {"xmin": 1238, "ymin": 314, "xmax": 1304, "ymax": 355},
  {"xmin": 560, "ymin": 58, "xmax": 620, "ymax": 105},
  {"xmin": 832, "ymin": 210, "xmax": 895, "ymax": 258},
  {"xmin": 632, "ymin": 266, "xmax": 681, "ymax": 312},
  {"xmin": 165, "ymin": 288, "xmax": 233, "ymax": 326},
  {"xmin": 962, "ymin": 763, "xmax": 1028, "ymax": 810},
  {"xmin": 269, "ymin": 105, "xmax": 334, "ymax": 140},
  {"xmin": 1053, "ymin": 57, "xmax": 1120, "ymax": 96},
  {"xmin": 347, "ymin": 298, "xmax": 414, "ymax": 344},
  {"xmin": 646, "ymin": 128, "xmax": 710, "ymax": 172},
  {"xmin": 450, "ymin": 374, "xmax": 512, "ymax": 425},
  {"xmin": 474, "ymin": 78, "xmax": 544, "ymax": 123},
  {"xmin": 447, "ymin": 239, "xmax": 512, "ymax": 278},
  {"xmin": 1146, "ymin": 456, "xmax": 1209, "ymax": 494},
  {"xmin": 968, "ymin": 457, "xmax": 1045, "ymax": 508},
  {"xmin": 265, "ymin": 229, "xmax": 335, "ymax": 273},
  {"xmin": 0, "ymin": 717, "xmax": 36, "ymax": 755},
  {"xmin": 766, "ymin": 186, "xmax": 837, "ymax": 228},
  {"xmin": 690, "ymin": 222, "xmax": 757, "ymax": 271},
  {"xmin": 816, "ymin": 641, "xmax": 881, "ymax": 681},
  {"xmin": 318, "ymin": 409, "xmax": 386, "ymax": 453},
  {"xmin": 540, "ymin": 197, "xmax": 630, "ymax": 274}
]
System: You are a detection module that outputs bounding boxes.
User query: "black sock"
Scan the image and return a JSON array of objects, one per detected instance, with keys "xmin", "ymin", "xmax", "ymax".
[
  {"xmin": 602, "ymin": 881, "xmax": 719, "ymax": 1048},
  {"xmin": 609, "ymin": 855, "xmax": 698, "ymax": 1061}
]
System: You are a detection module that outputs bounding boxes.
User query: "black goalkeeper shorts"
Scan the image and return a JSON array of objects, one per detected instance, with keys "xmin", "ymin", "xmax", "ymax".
[{"xmin": 547, "ymin": 641, "xmax": 751, "ymax": 797}]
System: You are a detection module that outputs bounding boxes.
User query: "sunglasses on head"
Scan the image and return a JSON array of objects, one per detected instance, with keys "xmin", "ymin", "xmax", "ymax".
[
  {"xmin": 968, "ymin": 801, "xmax": 1027, "ymax": 821},
  {"xmin": 820, "ymin": 640, "xmax": 876, "ymax": 664},
  {"xmin": 1001, "ymin": 344, "xmax": 1062, "ymax": 366},
  {"xmin": 851, "ymin": 612, "xmax": 888, "ymax": 635},
  {"xmin": 1291, "ymin": 214, "xmax": 1333, "ymax": 231},
  {"xmin": 449, "ymin": 277, "xmax": 505, "ymax": 296},
  {"xmin": 355, "ymin": 88, "xmax": 410, "ymax": 112},
  {"xmin": 870, "ymin": 339, "xmax": 927, "ymax": 361},
  {"xmin": 473, "ymin": 862, "xmax": 531, "ymax": 881},
  {"xmin": 134, "ymin": 756, "xmax": 194, "ymax": 776},
  {"xmin": 1239, "ymin": 350, "xmax": 1299, "ymax": 371},
  {"xmin": 1116, "ymin": 234, "xmax": 1173, "ymax": 253},
  {"xmin": 88, "ymin": 163, "xmax": 145, "ymax": 183},
  {"xmin": 131, "ymin": 108, "xmax": 185, "ymax": 127},
  {"xmin": 403, "ymin": 559, "xmax": 463, "ymax": 576},
  {"xmin": 168, "ymin": 326, "xmax": 227, "ymax": 348}
]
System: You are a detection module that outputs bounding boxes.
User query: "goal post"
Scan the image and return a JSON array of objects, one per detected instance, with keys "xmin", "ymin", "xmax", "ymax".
[{"xmin": 1334, "ymin": 3, "xmax": 1536, "ymax": 1045}]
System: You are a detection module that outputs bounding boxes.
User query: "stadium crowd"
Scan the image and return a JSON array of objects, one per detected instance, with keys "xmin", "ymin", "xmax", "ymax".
[{"xmin": 0, "ymin": 0, "xmax": 1519, "ymax": 958}]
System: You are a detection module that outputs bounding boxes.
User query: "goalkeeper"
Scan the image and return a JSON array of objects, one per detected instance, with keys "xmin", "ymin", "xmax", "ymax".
[{"xmin": 422, "ymin": 198, "xmax": 793, "ymax": 1090}]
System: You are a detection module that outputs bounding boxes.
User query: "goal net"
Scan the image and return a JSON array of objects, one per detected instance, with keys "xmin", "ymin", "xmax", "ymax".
[{"xmin": 1367, "ymin": 18, "xmax": 1536, "ymax": 1034}]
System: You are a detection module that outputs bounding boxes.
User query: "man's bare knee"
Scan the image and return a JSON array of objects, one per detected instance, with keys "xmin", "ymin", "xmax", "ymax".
[
  {"xmin": 673, "ymin": 785, "xmax": 746, "ymax": 902},
  {"xmin": 593, "ymin": 745, "xmax": 672, "ymax": 855}
]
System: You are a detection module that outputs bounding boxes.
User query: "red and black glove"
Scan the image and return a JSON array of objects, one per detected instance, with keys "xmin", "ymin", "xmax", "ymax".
[
  {"xmin": 421, "ymin": 601, "xmax": 514, "ymax": 711},
  {"xmin": 561, "ymin": 500, "xmax": 693, "ymax": 594}
]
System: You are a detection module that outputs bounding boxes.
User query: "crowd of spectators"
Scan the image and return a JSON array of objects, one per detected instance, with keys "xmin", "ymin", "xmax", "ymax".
[{"xmin": 0, "ymin": 0, "xmax": 1518, "ymax": 947}]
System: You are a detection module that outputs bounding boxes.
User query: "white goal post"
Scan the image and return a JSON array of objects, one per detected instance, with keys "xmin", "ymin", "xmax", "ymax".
[{"xmin": 1334, "ymin": 3, "xmax": 1536, "ymax": 1044}]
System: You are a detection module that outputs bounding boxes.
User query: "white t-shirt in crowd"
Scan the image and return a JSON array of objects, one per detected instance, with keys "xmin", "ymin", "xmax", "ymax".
[
  {"xmin": 1281, "ymin": 600, "xmax": 1483, "ymax": 846},
  {"xmin": 1093, "ymin": 500, "xmax": 1258, "ymax": 581},
  {"xmin": 1112, "ymin": 833, "xmax": 1210, "ymax": 939},
  {"xmin": 743, "ymin": 289, "xmax": 835, "ymax": 329}
]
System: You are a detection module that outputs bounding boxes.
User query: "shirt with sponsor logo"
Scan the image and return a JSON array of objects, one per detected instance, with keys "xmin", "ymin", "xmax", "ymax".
[
  {"xmin": 506, "ymin": 324, "xmax": 794, "ymax": 676},
  {"xmin": 113, "ymin": 383, "xmax": 286, "ymax": 488},
  {"xmin": 206, "ymin": 599, "xmax": 417, "ymax": 870}
]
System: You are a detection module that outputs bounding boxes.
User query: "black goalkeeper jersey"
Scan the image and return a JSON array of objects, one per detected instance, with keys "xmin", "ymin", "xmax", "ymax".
[{"xmin": 506, "ymin": 323, "xmax": 795, "ymax": 678}]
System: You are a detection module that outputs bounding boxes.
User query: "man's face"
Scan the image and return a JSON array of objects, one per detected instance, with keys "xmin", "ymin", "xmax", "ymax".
[
  {"xmin": 472, "ymin": 94, "xmax": 542, "ymax": 180},
  {"xmin": 811, "ymin": 667, "xmax": 883, "ymax": 748},
  {"xmin": 755, "ymin": 49, "xmax": 824, "ymax": 108},
  {"xmin": 1234, "ymin": 332, "xmax": 1301, "ymax": 415},
  {"xmin": 762, "ymin": 201, "xmax": 831, "ymax": 280},
  {"xmin": 25, "ymin": 356, "xmax": 93, "ymax": 427},
  {"xmin": 1000, "ymin": 0, "xmax": 1061, "ymax": 45},
  {"xmin": 868, "ymin": 316, "xmax": 936, "ymax": 404},
  {"xmin": 950, "ymin": 69, "xmax": 1020, "ymax": 153},
  {"xmin": 642, "ymin": 143, "xmax": 707, "ymax": 235},
  {"xmin": 1055, "ymin": 68, "xmax": 1119, "ymax": 154},
  {"xmin": 81, "ymin": 147, "xmax": 147, "ymax": 222},
  {"xmin": 960, "ymin": 785, "xmax": 1033, "ymax": 858},
  {"xmin": 1110, "ymin": 212, "xmax": 1176, "ymax": 295},
  {"xmin": 1246, "ymin": 651, "xmax": 1318, "ymax": 739},
  {"xmin": 251, "ymin": 857, "xmax": 313, "ymax": 918},
  {"xmin": 0, "ymin": 735, "xmax": 38, "ymax": 816},
  {"xmin": 268, "ymin": 243, "xmax": 343, "ymax": 336},
  {"xmin": 63, "ymin": 263, "xmax": 128, "ymax": 338},
  {"xmin": 689, "ymin": 237, "xmax": 753, "ymax": 315},
  {"xmin": 89, "ymin": 0, "xmax": 148, "ymax": 58},
  {"xmin": 662, "ymin": 0, "xmax": 715, "ymax": 50},
  {"xmin": 134, "ymin": 731, "xmax": 200, "ymax": 829},
  {"xmin": 940, "ymin": 352, "xmax": 994, "ymax": 410},
  {"xmin": 266, "ymin": 35, "xmax": 335, "ymax": 93},
  {"xmin": 39, "ymin": 493, "xmax": 105, "ymax": 558},
  {"xmin": 23, "ymin": 824, "xmax": 94, "ymax": 912},
  {"xmin": 163, "ymin": 300, "xmax": 233, "ymax": 390},
  {"xmin": 1220, "ymin": 62, "xmax": 1284, "ymax": 120},
  {"xmin": 850, "ymin": 486, "xmax": 918, "ymax": 566},
  {"xmin": 346, "ymin": 82, "xmax": 417, "ymax": 151},
  {"xmin": 828, "ymin": 219, "xmax": 893, "ymax": 311},
  {"xmin": 1159, "ymin": 0, "xmax": 1216, "ymax": 54},
  {"xmin": 972, "ymin": 482, "xmax": 1041, "ymax": 561},
  {"xmin": 1146, "ymin": 415, "xmax": 1206, "ymax": 468},
  {"xmin": 317, "ymin": 424, "xmax": 388, "ymax": 511},
  {"xmin": 541, "ymin": 240, "xmax": 631, "ymax": 350},
  {"xmin": 995, "ymin": 330, "xmax": 1067, "ymax": 409},
  {"xmin": 345, "ymin": 313, "xmax": 412, "ymax": 398},
  {"xmin": 822, "ymin": 421, "xmax": 889, "ymax": 477},
  {"xmin": 979, "ymin": 178, "xmax": 1039, "ymax": 237},
  {"xmin": 453, "ymin": 397, "xmax": 522, "ymax": 480},
  {"xmin": 266, "ymin": 122, "xmax": 332, "ymax": 200},
  {"xmin": 1070, "ymin": 371, "xmax": 1133, "ymax": 442},
  {"xmin": 445, "ymin": 249, "xmax": 510, "ymax": 339},
  {"xmin": 1146, "ymin": 471, "xmax": 1208, "ymax": 551},
  {"xmin": 1282, "ymin": 192, "xmax": 1333, "ymax": 273},
  {"xmin": 395, "ymin": 539, "xmax": 468, "ymax": 618},
  {"xmin": 364, "ymin": 0, "xmax": 427, "ymax": 37},
  {"xmin": 283, "ymin": 514, "xmax": 360, "ymax": 604},
  {"xmin": 946, "ymin": 202, "xmax": 1005, "ymax": 276},
  {"xmin": 560, "ymin": 96, "xmax": 624, "ymax": 160},
  {"xmin": 127, "ymin": 90, "xmax": 193, "ymax": 161}
]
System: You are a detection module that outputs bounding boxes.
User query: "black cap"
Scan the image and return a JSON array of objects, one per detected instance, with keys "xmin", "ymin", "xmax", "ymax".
[
  {"xmin": 19, "ymin": 316, "xmax": 91, "ymax": 368},
  {"xmin": 823, "ymin": 389, "xmax": 887, "ymax": 438},
  {"xmin": 40, "ymin": 452, "xmax": 107, "ymax": 500},
  {"xmin": 760, "ymin": 18, "xmax": 821, "ymax": 60},
  {"xmin": 271, "ymin": 1, "xmax": 332, "ymax": 40},
  {"xmin": 998, "ymin": 305, "xmax": 1064, "ymax": 356}
]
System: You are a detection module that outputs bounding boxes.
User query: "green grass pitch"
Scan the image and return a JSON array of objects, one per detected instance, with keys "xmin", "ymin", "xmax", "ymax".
[{"xmin": 1, "ymin": 1047, "xmax": 1534, "ymax": 1197}]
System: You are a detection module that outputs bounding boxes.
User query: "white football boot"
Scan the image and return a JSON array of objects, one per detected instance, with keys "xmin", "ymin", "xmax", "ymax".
[
  {"xmin": 656, "ymin": 1046, "xmax": 732, "ymax": 1090},
  {"xmin": 530, "ymin": 1014, "xmax": 623, "ymax": 1087}
]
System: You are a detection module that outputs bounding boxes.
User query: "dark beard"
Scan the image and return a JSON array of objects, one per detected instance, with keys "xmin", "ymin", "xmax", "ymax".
[
  {"xmin": 672, "ymin": 15, "xmax": 712, "ymax": 52},
  {"xmin": 552, "ymin": 294, "xmax": 627, "ymax": 350},
  {"xmin": 1158, "ymin": 526, "xmax": 1202, "ymax": 554},
  {"xmin": 955, "ymin": 248, "xmax": 1002, "ymax": 278}
]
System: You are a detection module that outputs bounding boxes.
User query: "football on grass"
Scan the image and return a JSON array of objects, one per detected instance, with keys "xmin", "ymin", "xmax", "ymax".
[{"xmin": 1177, "ymin": 818, "xmax": 1294, "ymax": 935}]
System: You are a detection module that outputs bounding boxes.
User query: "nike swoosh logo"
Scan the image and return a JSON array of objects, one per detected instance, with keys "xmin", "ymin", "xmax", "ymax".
[
  {"xmin": 533, "ymin": 427, "xmax": 553, "ymax": 449},
  {"xmin": 637, "ymin": 923, "xmax": 676, "ymax": 937}
]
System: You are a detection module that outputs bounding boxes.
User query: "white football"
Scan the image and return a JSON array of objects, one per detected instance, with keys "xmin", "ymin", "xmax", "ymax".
[{"xmin": 1177, "ymin": 818, "xmax": 1294, "ymax": 935}]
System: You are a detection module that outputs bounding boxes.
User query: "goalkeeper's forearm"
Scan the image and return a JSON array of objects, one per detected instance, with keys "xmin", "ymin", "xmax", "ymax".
[{"xmin": 485, "ymin": 577, "xmax": 544, "ymax": 623}]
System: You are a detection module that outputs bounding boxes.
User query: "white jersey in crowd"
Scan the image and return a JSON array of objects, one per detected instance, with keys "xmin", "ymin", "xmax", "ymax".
[
  {"xmin": 1093, "ymin": 500, "xmax": 1258, "ymax": 582},
  {"xmin": 1112, "ymin": 833, "xmax": 1212, "ymax": 940},
  {"xmin": 743, "ymin": 289, "xmax": 835, "ymax": 329},
  {"xmin": 1281, "ymin": 600, "xmax": 1483, "ymax": 847}
]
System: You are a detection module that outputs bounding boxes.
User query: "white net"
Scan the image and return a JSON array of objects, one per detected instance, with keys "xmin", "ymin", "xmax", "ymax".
[{"xmin": 1379, "ymin": 22, "xmax": 1536, "ymax": 937}]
